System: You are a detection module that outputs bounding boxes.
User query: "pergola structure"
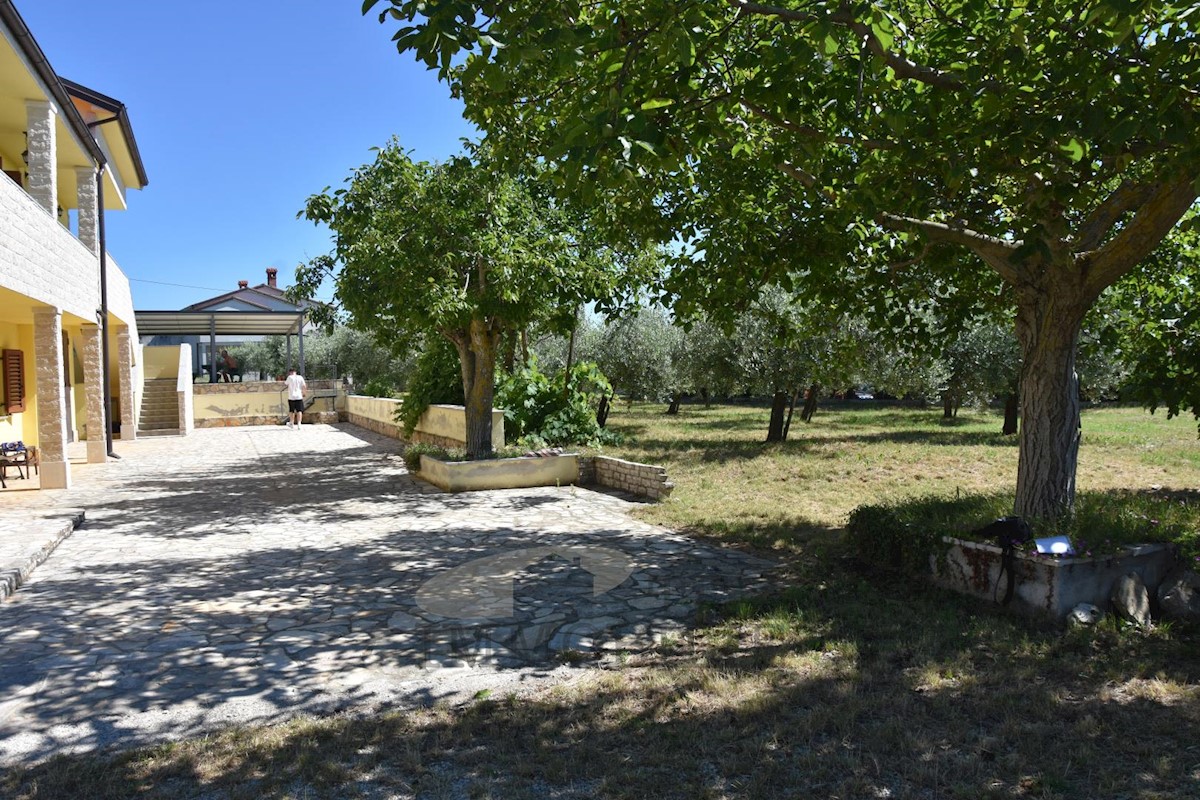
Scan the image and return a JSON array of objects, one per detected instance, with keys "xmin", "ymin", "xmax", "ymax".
[{"xmin": 134, "ymin": 310, "xmax": 307, "ymax": 383}]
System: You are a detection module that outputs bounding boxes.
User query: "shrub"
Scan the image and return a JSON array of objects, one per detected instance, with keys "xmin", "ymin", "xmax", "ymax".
[
  {"xmin": 401, "ymin": 442, "xmax": 466, "ymax": 472},
  {"xmin": 359, "ymin": 378, "xmax": 398, "ymax": 398},
  {"xmin": 496, "ymin": 358, "xmax": 619, "ymax": 447},
  {"xmin": 398, "ymin": 337, "xmax": 464, "ymax": 435}
]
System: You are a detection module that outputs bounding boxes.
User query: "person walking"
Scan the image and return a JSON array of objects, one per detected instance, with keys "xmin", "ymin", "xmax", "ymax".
[{"xmin": 285, "ymin": 368, "xmax": 307, "ymax": 429}]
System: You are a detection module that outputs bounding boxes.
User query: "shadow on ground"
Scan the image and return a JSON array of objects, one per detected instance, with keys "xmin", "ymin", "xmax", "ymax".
[{"xmin": 4, "ymin": 551, "xmax": 1198, "ymax": 800}]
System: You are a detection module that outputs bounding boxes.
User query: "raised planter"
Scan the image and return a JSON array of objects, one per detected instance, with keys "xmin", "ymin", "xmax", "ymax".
[
  {"xmin": 932, "ymin": 536, "xmax": 1178, "ymax": 618},
  {"xmin": 418, "ymin": 453, "xmax": 579, "ymax": 493}
]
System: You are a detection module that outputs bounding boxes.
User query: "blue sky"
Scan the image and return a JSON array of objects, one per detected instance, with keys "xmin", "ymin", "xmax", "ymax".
[{"xmin": 19, "ymin": 1, "xmax": 474, "ymax": 309}]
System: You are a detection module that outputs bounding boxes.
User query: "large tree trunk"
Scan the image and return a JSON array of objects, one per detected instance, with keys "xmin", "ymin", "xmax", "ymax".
[
  {"xmin": 665, "ymin": 392, "xmax": 681, "ymax": 415},
  {"xmin": 455, "ymin": 319, "xmax": 501, "ymax": 460},
  {"xmin": 1013, "ymin": 292, "xmax": 1088, "ymax": 520},
  {"xmin": 766, "ymin": 389, "xmax": 788, "ymax": 441}
]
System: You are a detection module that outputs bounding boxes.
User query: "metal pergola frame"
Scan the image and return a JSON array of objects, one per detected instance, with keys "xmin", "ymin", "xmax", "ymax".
[{"xmin": 134, "ymin": 310, "xmax": 307, "ymax": 383}]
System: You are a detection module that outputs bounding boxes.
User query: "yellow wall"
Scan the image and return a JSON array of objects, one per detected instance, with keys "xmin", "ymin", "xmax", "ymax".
[
  {"xmin": 0, "ymin": 320, "xmax": 25, "ymax": 444},
  {"xmin": 421, "ymin": 404, "xmax": 505, "ymax": 451},
  {"xmin": 346, "ymin": 397, "xmax": 505, "ymax": 450},
  {"xmin": 0, "ymin": 321, "xmax": 42, "ymax": 446},
  {"xmin": 194, "ymin": 389, "xmax": 290, "ymax": 420},
  {"xmin": 143, "ymin": 345, "xmax": 180, "ymax": 379}
]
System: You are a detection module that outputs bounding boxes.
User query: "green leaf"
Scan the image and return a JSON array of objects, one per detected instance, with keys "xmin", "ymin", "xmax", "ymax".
[
  {"xmin": 640, "ymin": 98, "xmax": 675, "ymax": 111},
  {"xmin": 1060, "ymin": 138, "xmax": 1085, "ymax": 162}
]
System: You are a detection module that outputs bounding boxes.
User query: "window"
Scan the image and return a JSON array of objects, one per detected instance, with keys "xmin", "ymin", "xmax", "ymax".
[{"xmin": 4, "ymin": 350, "xmax": 25, "ymax": 414}]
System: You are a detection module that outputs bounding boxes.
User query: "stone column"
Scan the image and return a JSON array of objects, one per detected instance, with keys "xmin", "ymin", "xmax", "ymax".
[
  {"xmin": 116, "ymin": 328, "xmax": 136, "ymax": 441},
  {"xmin": 24, "ymin": 101, "xmax": 57, "ymax": 216},
  {"xmin": 75, "ymin": 166, "xmax": 99, "ymax": 255},
  {"xmin": 80, "ymin": 325, "xmax": 107, "ymax": 463},
  {"xmin": 32, "ymin": 308, "xmax": 70, "ymax": 488}
]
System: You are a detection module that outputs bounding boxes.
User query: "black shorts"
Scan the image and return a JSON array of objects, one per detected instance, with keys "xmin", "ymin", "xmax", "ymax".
[{"xmin": 288, "ymin": 399, "xmax": 304, "ymax": 413}]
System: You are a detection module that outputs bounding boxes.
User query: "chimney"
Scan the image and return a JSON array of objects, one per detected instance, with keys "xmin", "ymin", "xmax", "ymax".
[
  {"xmin": 237, "ymin": 280, "xmax": 248, "ymax": 289},
  {"xmin": 266, "ymin": 267, "xmax": 278, "ymax": 288}
]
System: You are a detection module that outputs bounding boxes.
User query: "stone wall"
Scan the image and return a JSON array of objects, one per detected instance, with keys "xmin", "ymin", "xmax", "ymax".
[
  {"xmin": 0, "ymin": 169, "xmax": 100, "ymax": 321},
  {"xmin": 345, "ymin": 396, "xmax": 504, "ymax": 450},
  {"xmin": 345, "ymin": 395, "xmax": 403, "ymax": 439},
  {"xmin": 587, "ymin": 456, "xmax": 674, "ymax": 500},
  {"xmin": 196, "ymin": 411, "xmax": 338, "ymax": 428},
  {"xmin": 192, "ymin": 380, "xmax": 338, "ymax": 427},
  {"xmin": 342, "ymin": 399, "xmax": 675, "ymax": 501}
]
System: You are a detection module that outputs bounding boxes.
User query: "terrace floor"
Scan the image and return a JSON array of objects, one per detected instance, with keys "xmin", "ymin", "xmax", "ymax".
[{"xmin": 0, "ymin": 424, "xmax": 773, "ymax": 765}]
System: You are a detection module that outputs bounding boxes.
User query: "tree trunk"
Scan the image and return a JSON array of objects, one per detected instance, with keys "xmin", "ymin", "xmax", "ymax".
[
  {"xmin": 800, "ymin": 383, "xmax": 819, "ymax": 423},
  {"xmin": 563, "ymin": 312, "xmax": 578, "ymax": 401},
  {"xmin": 1002, "ymin": 391, "xmax": 1019, "ymax": 436},
  {"xmin": 781, "ymin": 385, "xmax": 802, "ymax": 441},
  {"xmin": 766, "ymin": 389, "xmax": 788, "ymax": 441},
  {"xmin": 455, "ymin": 319, "xmax": 501, "ymax": 460},
  {"xmin": 1013, "ymin": 292, "xmax": 1087, "ymax": 520},
  {"xmin": 942, "ymin": 391, "xmax": 954, "ymax": 419},
  {"xmin": 596, "ymin": 391, "xmax": 611, "ymax": 428},
  {"xmin": 665, "ymin": 392, "xmax": 681, "ymax": 415}
]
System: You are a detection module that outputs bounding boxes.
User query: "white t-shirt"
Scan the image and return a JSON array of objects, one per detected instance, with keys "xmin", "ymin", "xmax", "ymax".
[{"xmin": 285, "ymin": 373, "xmax": 307, "ymax": 400}]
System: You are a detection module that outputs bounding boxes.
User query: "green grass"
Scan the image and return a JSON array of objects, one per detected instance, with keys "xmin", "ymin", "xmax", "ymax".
[
  {"xmin": 5, "ymin": 401, "xmax": 1200, "ymax": 799},
  {"xmin": 600, "ymin": 401, "xmax": 1200, "ymax": 558}
]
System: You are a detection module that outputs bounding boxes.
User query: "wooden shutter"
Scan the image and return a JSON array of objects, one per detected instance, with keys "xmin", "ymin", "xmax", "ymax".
[{"xmin": 4, "ymin": 350, "xmax": 24, "ymax": 414}]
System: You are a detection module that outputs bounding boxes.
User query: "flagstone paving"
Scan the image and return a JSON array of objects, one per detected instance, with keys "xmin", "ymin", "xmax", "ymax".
[{"xmin": 0, "ymin": 424, "xmax": 774, "ymax": 765}]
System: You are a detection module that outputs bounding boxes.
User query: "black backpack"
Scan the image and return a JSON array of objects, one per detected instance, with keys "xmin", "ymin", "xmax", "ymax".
[{"xmin": 972, "ymin": 516, "xmax": 1034, "ymax": 605}]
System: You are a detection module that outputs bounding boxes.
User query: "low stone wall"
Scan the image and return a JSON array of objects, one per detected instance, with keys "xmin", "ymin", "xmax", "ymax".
[
  {"xmin": 587, "ymin": 456, "xmax": 674, "ymax": 500},
  {"xmin": 196, "ymin": 410, "xmax": 338, "ymax": 428},
  {"xmin": 345, "ymin": 396, "xmax": 504, "ymax": 450},
  {"xmin": 195, "ymin": 379, "xmax": 339, "ymax": 394},
  {"xmin": 346, "ymin": 395, "xmax": 403, "ymax": 439},
  {"xmin": 932, "ymin": 537, "xmax": 1178, "ymax": 619},
  {"xmin": 193, "ymin": 381, "xmax": 339, "ymax": 427},
  {"xmin": 419, "ymin": 453, "xmax": 580, "ymax": 492},
  {"xmin": 342, "ymin": 401, "xmax": 674, "ymax": 501}
]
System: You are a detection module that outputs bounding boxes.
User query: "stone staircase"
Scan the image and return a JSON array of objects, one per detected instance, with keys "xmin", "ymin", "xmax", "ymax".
[{"xmin": 138, "ymin": 379, "xmax": 180, "ymax": 436}]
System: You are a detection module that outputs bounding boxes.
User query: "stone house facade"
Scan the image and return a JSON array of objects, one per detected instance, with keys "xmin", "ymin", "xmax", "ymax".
[{"xmin": 0, "ymin": 1, "xmax": 148, "ymax": 488}]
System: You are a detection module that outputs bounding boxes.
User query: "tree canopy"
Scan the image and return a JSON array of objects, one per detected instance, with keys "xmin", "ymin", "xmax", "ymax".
[{"xmin": 368, "ymin": 0, "xmax": 1200, "ymax": 518}]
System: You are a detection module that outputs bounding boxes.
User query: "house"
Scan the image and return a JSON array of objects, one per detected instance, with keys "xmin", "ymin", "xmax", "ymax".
[
  {"xmin": 139, "ymin": 267, "xmax": 313, "ymax": 382},
  {"xmin": 184, "ymin": 267, "xmax": 301, "ymax": 315},
  {"xmin": 0, "ymin": 0, "xmax": 148, "ymax": 488}
]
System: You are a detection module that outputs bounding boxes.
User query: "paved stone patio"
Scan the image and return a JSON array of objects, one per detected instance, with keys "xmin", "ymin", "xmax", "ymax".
[{"xmin": 0, "ymin": 424, "xmax": 773, "ymax": 765}]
